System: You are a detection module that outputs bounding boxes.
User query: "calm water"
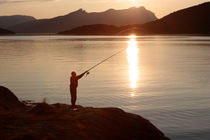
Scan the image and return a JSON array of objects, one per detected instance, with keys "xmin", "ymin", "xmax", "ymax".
[{"xmin": 0, "ymin": 35, "xmax": 210, "ymax": 139}]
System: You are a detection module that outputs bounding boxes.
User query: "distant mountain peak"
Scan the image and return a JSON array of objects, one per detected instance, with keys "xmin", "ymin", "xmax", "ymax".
[{"xmin": 68, "ymin": 8, "xmax": 87, "ymax": 15}]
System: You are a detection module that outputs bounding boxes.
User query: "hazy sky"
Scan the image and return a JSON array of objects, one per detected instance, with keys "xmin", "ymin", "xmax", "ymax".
[{"xmin": 0, "ymin": 0, "xmax": 209, "ymax": 19}]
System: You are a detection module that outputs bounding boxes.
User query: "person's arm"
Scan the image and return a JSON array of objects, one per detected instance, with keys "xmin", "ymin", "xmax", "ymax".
[{"xmin": 77, "ymin": 71, "xmax": 88, "ymax": 80}]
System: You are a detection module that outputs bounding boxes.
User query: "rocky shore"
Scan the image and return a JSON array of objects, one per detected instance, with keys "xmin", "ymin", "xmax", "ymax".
[{"xmin": 0, "ymin": 86, "xmax": 170, "ymax": 140}]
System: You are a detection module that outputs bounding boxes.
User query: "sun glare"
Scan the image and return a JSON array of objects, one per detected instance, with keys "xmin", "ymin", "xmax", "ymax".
[
  {"xmin": 128, "ymin": 35, "xmax": 136, "ymax": 39},
  {"xmin": 127, "ymin": 35, "xmax": 139, "ymax": 89},
  {"xmin": 130, "ymin": 92, "xmax": 135, "ymax": 97}
]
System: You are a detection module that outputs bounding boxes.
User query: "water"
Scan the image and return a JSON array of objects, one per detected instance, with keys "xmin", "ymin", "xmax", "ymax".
[{"xmin": 0, "ymin": 35, "xmax": 210, "ymax": 139}]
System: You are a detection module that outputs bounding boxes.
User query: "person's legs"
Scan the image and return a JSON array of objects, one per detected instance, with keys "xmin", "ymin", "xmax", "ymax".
[
  {"xmin": 70, "ymin": 87, "xmax": 77, "ymax": 107},
  {"xmin": 72, "ymin": 89, "xmax": 77, "ymax": 107}
]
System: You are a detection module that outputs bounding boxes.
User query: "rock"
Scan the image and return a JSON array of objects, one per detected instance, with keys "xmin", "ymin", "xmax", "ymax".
[
  {"xmin": 0, "ymin": 86, "xmax": 170, "ymax": 140},
  {"xmin": 0, "ymin": 86, "xmax": 25, "ymax": 111}
]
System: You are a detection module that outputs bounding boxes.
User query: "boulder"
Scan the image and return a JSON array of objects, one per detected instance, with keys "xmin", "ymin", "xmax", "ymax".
[{"xmin": 0, "ymin": 86, "xmax": 25, "ymax": 111}]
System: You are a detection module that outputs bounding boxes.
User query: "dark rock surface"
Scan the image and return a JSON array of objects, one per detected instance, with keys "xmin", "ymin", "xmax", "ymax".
[
  {"xmin": 0, "ymin": 86, "xmax": 170, "ymax": 140},
  {"xmin": 0, "ymin": 86, "xmax": 24, "ymax": 111}
]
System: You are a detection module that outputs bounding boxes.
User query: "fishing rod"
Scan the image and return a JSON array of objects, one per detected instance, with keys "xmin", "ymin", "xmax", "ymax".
[{"xmin": 85, "ymin": 47, "xmax": 127, "ymax": 75}]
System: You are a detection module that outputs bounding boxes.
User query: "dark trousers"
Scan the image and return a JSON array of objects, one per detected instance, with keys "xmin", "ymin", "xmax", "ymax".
[{"xmin": 70, "ymin": 86, "xmax": 77, "ymax": 107}]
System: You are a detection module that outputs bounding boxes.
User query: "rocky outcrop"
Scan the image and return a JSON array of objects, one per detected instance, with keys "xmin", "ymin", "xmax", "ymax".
[
  {"xmin": 0, "ymin": 86, "xmax": 170, "ymax": 140},
  {"xmin": 0, "ymin": 86, "xmax": 24, "ymax": 111}
]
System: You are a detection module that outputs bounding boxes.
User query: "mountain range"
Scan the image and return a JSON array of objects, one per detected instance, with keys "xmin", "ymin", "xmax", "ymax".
[
  {"xmin": 60, "ymin": 2, "xmax": 210, "ymax": 35},
  {"xmin": 0, "ymin": 2, "xmax": 209, "ymax": 35},
  {"xmin": 0, "ymin": 15, "xmax": 36, "ymax": 29},
  {"xmin": 0, "ymin": 7, "xmax": 157, "ymax": 33},
  {"xmin": 127, "ymin": 2, "xmax": 210, "ymax": 34}
]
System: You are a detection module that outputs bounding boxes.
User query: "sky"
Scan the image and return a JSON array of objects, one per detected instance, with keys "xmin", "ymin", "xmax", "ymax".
[{"xmin": 0, "ymin": 0, "xmax": 209, "ymax": 19}]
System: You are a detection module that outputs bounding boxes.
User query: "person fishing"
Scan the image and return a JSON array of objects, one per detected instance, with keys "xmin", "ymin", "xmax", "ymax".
[
  {"xmin": 69, "ymin": 47, "xmax": 126, "ymax": 108},
  {"xmin": 70, "ymin": 71, "xmax": 89, "ymax": 108}
]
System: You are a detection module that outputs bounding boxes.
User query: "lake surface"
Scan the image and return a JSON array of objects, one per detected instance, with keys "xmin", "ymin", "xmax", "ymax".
[{"xmin": 0, "ymin": 35, "xmax": 210, "ymax": 139}]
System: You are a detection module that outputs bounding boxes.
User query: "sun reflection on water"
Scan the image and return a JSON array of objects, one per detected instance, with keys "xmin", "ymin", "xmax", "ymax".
[{"xmin": 127, "ymin": 35, "xmax": 139, "ymax": 92}]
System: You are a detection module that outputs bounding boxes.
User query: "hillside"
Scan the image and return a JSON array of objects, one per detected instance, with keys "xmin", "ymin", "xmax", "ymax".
[
  {"xmin": 59, "ymin": 24, "xmax": 120, "ymax": 35},
  {"xmin": 8, "ymin": 7, "xmax": 157, "ymax": 33},
  {"xmin": 0, "ymin": 15, "xmax": 36, "ymax": 29},
  {"xmin": 124, "ymin": 2, "xmax": 210, "ymax": 34},
  {"xmin": 61, "ymin": 2, "xmax": 210, "ymax": 35},
  {"xmin": 0, "ymin": 27, "xmax": 15, "ymax": 35}
]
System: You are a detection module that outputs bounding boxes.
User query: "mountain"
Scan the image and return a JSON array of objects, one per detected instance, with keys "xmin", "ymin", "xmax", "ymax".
[
  {"xmin": 61, "ymin": 2, "xmax": 210, "ymax": 35},
  {"xmin": 123, "ymin": 2, "xmax": 210, "ymax": 34},
  {"xmin": 0, "ymin": 15, "xmax": 36, "ymax": 29},
  {"xmin": 59, "ymin": 24, "xmax": 120, "ymax": 35},
  {"xmin": 0, "ymin": 27, "xmax": 15, "ymax": 35},
  {"xmin": 8, "ymin": 7, "xmax": 157, "ymax": 33}
]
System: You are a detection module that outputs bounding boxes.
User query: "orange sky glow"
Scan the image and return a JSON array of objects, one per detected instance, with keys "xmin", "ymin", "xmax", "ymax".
[{"xmin": 0, "ymin": 0, "xmax": 209, "ymax": 19}]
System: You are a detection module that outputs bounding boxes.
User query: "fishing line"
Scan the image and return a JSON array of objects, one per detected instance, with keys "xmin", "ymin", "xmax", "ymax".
[{"xmin": 85, "ymin": 47, "xmax": 127, "ymax": 75}]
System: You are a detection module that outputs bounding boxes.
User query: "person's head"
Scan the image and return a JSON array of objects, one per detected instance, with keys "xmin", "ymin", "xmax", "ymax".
[{"xmin": 71, "ymin": 71, "xmax": 76, "ymax": 77}]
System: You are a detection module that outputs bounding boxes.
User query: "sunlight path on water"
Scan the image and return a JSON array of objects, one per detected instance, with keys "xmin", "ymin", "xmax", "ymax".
[{"xmin": 127, "ymin": 35, "xmax": 139, "ymax": 96}]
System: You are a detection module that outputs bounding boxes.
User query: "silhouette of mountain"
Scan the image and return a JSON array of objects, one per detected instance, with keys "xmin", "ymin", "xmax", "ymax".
[
  {"xmin": 123, "ymin": 2, "xmax": 210, "ymax": 34},
  {"xmin": 61, "ymin": 2, "xmax": 210, "ymax": 35},
  {"xmin": 8, "ymin": 7, "xmax": 157, "ymax": 33},
  {"xmin": 0, "ymin": 15, "xmax": 36, "ymax": 29},
  {"xmin": 59, "ymin": 24, "xmax": 120, "ymax": 35},
  {"xmin": 0, "ymin": 27, "xmax": 15, "ymax": 35}
]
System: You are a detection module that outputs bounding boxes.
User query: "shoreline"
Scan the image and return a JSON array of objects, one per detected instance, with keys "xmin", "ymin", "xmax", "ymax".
[
  {"xmin": 1, "ymin": 33, "xmax": 210, "ymax": 37},
  {"xmin": 0, "ymin": 86, "xmax": 170, "ymax": 140}
]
